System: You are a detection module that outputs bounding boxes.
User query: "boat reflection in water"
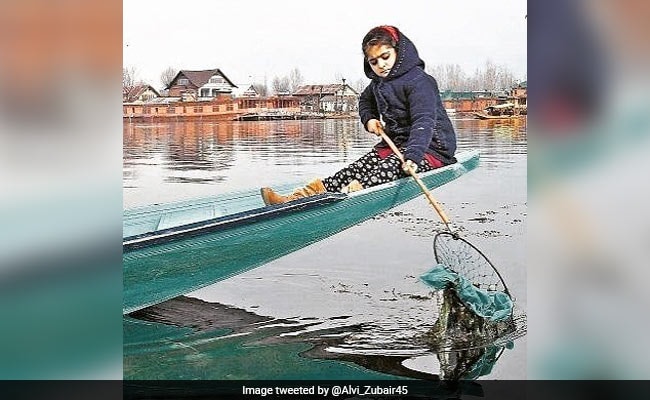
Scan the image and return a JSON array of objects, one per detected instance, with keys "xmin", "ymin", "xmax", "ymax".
[{"xmin": 125, "ymin": 291, "xmax": 525, "ymax": 383}]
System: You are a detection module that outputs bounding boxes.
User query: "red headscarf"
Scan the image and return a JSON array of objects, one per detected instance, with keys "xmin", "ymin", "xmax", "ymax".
[{"xmin": 377, "ymin": 25, "xmax": 399, "ymax": 43}]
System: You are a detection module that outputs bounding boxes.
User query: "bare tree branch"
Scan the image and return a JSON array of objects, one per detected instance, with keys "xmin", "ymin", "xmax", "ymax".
[
  {"xmin": 271, "ymin": 76, "xmax": 291, "ymax": 94},
  {"xmin": 427, "ymin": 61, "xmax": 520, "ymax": 92},
  {"xmin": 288, "ymin": 68, "xmax": 304, "ymax": 94},
  {"xmin": 252, "ymin": 83, "xmax": 268, "ymax": 97},
  {"xmin": 160, "ymin": 67, "xmax": 178, "ymax": 89},
  {"xmin": 123, "ymin": 67, "xmax": 138, "ymax": 102},
  {"xmin": 352, "ymin": 78, "xmax": 368, "ymax": 94}
]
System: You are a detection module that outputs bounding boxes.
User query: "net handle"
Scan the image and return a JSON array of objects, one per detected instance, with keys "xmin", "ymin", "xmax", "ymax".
[{"xmin": 377, "ymin": 127, "xmax": 452, "ymax": 232}]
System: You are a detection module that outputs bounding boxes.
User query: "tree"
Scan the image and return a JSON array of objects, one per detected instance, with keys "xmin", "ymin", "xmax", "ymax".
[
  {"xmin": 123, "ymin": 67, "xmax": 138, "ymax": 102},
  {"xmin": 252, "ymin": 82, "xmax": 268, "ymax": 97},
  {"xmin": 427, "ymin": 65, "xmax": 446, "ymax": 89},
  {"xmin": 496, "ymin": 65, "xmax": 516, "ymax": 91},
  {"xmin": 160, "ymin": 66, "xmax": 178, "ymax": 89},
  {"xmin": 427, "ymin": 64, "xmax": 466, "ymax": 91},
  {"xmin": 446, "ymin": 64, "xmax": 466, "ymax": 91},
  {"xmin": 428, "ymin": 62, "xmax": 519, "ymax": 92},
  {"xmin": 468, "ymin": 68, "xmax": 481, "ymax": 91},
  {"xmin": 271, "ymin": 76, "xmax": 290, "ymax": 95},
  {"xmin": 482, "ymin": 60, "xmax": 499, "ymax": 91},
  {"xmin": 288, "ymin": 67, "xmax": 304, "ymax": 94},
  {"xmin": 352, "ymin": 78, "xmax": 368, "ymax": 94}
]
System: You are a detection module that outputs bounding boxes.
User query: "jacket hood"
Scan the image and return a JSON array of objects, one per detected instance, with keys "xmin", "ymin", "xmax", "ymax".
[{"xmin": 363, "ymin": 29, "xmax": 425, "ymax": 81}]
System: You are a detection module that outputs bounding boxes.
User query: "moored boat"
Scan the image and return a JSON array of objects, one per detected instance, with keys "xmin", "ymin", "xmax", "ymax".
[
  {"xmin": 123, "ymin": 149, "xmax": 480, "ymax": 314},
  {"xmin": 472, "ymin": 112, "xmax": 525, "ymax": 120},
  {"xmin": 473, "ymin": 103, "xmax": 525, "ymax": 120}
]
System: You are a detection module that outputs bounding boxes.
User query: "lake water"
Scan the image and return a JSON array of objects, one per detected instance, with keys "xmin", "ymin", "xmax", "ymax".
[{"xmin": 123, "ymin": 117, "xmax": 527, "ymax": 380}]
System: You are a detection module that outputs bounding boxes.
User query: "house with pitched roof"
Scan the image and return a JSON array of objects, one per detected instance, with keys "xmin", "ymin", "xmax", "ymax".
[
  {"xmin": 231, "ymin": 83, "xmax": 260, "ymax": 97},
  {"xmin": 292, "ymin": 83, "xmax": 359, "ymax": 112},
  {"xmin": 166, "ymin": 69, "xmax": 238, "ymax": 101},
  {"xmin": 123, "ymin": 84, "xmax": 160, "ymax": 103}
]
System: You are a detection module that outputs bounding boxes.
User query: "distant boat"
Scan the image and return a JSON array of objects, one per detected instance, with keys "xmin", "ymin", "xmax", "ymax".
[
  {"xmin": 472, "ymin": 112, "xmax": 525, "ymax": 120},
  {"xmin": 123, "ymin": 149, "xmax": 480, "ymax": 314},
  {"xmin": 473, "ymin": 103, "xmax": 525, "ymax": 120},
  {"xmin": 445, "ymin": 108, "xmax": 457, "ymax": 115}
]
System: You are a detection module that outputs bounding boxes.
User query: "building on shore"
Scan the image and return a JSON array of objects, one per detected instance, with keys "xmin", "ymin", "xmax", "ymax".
[
  {"xmin": 231, "ymin": 83, "xmax": 261, "ymax": 98},
  {"xmin": 167, "ymin": 69, "xmax": 238, "ymax": 101},
  {"xmin": 292, "ymin": 82, "xmax": 359, "ymax": 113},
  {"xmin": 124, "ymin": 94, "xmax": 301, "ymax": 122},
  {"xmin": 123, "ymin": 63, "xmax": 527, "ymax": 122},
  {"xmin": 124, "ymin": 67, "xmax": 303, "ymax": 121},
  {"xmin": 123, "ymin": 69, "xmax": 362, "ymax": 121},
  {"xmin": 440, "ymin": 90, "xmax": 502, "ymax": 113},
  {"xmin": 510, "ymin": 81, "xmax": 527, "ymax": 114},
  {"xmin": 123, "ymin": 84, "xmax": 160, "ymax": 103},
  {"xmin": 441, "ymin": 83, "xmax": 527, "ymax": 115}
]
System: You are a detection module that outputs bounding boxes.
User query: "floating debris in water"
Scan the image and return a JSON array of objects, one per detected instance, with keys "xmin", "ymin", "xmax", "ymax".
[{"xmin": 467, "ymin": 216, "xmax": 495, "ymax": 223}]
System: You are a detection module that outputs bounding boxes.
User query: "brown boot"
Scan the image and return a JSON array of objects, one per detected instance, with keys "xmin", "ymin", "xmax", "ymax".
[{"xmin": 260, "ymin": 179, "xmax": 326, "ymax": 205}]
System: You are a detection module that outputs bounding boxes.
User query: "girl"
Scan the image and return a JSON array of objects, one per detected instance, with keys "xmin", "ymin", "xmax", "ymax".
[{"xmin": 261, "ymin": 25, "xmax": 456, "ymax": 205}]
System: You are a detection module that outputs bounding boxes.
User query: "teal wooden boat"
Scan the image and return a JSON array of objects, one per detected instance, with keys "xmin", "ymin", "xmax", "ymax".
[{"xmin": 123, "ymin": 149, "xmax": 480, "ymax": 314}]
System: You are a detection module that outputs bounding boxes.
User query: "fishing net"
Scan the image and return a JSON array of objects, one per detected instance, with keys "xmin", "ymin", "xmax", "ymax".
[
  {"xmin": 426, "ymin": 286, "xmax": 521, "ymax": 352},
  {"xmin": 422, "ymin": 232, "xmax": 525, "ymax": 354},
  {"xmin": 433, "ymin": 232, "xmax": 511, "ymax": 298}
]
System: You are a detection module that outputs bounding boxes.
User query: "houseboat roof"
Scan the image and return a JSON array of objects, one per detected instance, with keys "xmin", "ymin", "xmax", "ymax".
[
  {"xmin": 440, "ymin": 90, "xmax": 506, "ymax": 100},
  {"xmin": 143, "ymin": 97, "xmax": 181, "ymax": 104}
]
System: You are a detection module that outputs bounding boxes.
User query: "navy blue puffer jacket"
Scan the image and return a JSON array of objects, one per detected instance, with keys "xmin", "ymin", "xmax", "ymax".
[{"xmin": 358, "ymin": 29, "xmax": 457, "ymax": 165}]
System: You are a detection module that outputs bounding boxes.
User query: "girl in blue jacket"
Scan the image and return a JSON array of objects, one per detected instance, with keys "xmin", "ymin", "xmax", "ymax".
[{"xmin": 261, "ymin": 25, "xmax": 457, "ymax": 205}]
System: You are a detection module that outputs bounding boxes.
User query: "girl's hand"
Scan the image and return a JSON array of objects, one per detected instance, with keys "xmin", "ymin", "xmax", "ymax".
[
  {"xmin": 402, "ymin": 159, "xmax": 418, "ymax": 173},
  {"xmin": 366, "ymin": 119, "xmax": 383, "ymax": 136}
]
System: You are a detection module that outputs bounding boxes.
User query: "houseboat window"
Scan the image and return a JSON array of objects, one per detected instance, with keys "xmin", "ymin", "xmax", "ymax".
[
  {"xmin": 209, "ymin": 76, "xmax": 224, "ymax": 84},
  {"xmin": 212, "ymin": 106, "xmax": 220, "ymax": 112}
]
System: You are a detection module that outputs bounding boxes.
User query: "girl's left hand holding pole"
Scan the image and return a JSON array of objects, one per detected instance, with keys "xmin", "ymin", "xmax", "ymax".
[{"xmin": 402, "ymin": 159, "xmax": 418, "ymax": 173}]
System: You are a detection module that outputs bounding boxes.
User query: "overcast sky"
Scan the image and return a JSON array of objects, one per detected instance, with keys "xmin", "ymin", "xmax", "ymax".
[{"xmin": 124, "ymin": 0, "xmax": 527, "ymax": 89}]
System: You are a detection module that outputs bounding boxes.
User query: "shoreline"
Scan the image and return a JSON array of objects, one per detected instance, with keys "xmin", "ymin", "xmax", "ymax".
[{"xmin": 123, "ymin": 111, "xmax": 359, "ymax": 122}]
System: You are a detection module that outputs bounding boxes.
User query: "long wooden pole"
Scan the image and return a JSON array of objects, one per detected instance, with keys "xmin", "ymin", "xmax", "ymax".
[{"xmin": 377, "ymin": 127, "xmax": 452, "ymax": 232}]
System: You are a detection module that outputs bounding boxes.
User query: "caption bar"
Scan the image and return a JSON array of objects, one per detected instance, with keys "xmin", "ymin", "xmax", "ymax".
[{"xmin": 242, "ymin": 384, "xmax": 409, "ymax": 397}]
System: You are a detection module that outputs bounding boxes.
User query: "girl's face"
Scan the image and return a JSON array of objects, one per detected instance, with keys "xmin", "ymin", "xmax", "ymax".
[{"xmin": 366, "ymin": 44, "xmax": 396, "ymax": 78}]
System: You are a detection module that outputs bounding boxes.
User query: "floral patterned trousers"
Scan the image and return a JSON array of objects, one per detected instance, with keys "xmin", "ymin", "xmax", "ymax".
[{"xmin": 322, "ymin": 149, "xmax": 436, "ymax": 193}]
